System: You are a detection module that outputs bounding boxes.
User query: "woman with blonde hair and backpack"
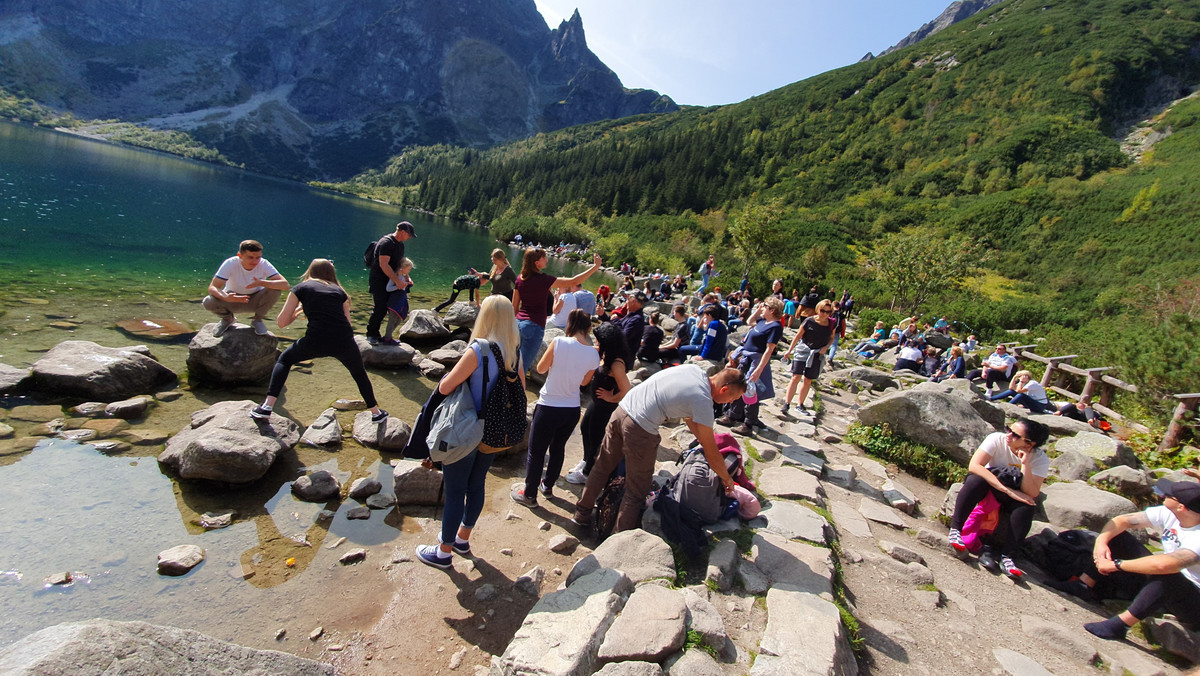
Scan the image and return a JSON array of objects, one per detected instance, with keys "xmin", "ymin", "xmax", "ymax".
[{"xmin": 414, "ymin": 295, "xmax": 525, "ymax": 569}]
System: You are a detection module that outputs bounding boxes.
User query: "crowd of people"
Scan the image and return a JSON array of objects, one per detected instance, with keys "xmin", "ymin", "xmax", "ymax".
[{"xmin": 203, "ymin": 230, "xmax": 1199, "ymax": 646}]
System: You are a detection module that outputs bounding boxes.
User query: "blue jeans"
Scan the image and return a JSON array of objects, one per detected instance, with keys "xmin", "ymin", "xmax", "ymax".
[
  {"xmin": 828, "ymin": 335, "xmax": 841, "ymax": 362},
  {"xmin": 679, "ymin": 345, "xmax": 702, "ymax": 359},
  {"xmin": 517, "ymin": 319, "xmax": 545, "ymax": 374},
  {"xmin": 1010, "ymin": 393, "xmax": 1053, "ymax": 414},
  {"xmin": 440, "ymin": 449, "xmax": 495, "ymax": 546}
]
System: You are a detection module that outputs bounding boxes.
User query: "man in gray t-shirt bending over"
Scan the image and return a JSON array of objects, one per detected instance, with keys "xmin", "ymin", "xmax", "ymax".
[{"xmin": 572, "ymin": 365, "xmax": 747, "ymax": 533}]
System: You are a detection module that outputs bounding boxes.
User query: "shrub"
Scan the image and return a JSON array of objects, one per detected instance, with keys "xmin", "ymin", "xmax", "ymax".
[{"xmin": 845, "ymin": 422, "xmax": 967, "ymax": 487}]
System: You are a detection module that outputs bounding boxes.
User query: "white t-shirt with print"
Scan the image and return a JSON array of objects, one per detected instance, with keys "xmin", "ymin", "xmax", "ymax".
[
  {"xmin": 977, "ymin": 431, "xmax": 1050, "ymax": 478},
  {"xmin": 214, "ymin": 256, "xmax": 280, "ymax": 295},
  {"xmin": 1145, "ymin": 505, "xmax": 1200, "ymax": 589}
]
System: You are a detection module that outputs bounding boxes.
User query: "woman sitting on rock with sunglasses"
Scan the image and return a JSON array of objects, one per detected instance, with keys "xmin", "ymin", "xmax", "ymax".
[{"xmin": 946, "ymin": 418, "xmax": 1051, "ymax": 577}]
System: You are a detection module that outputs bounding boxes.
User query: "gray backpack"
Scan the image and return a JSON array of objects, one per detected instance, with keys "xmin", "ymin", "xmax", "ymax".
[{"xmin": 665, "ymin": 449, "xmax": 725, "ymax": 524}]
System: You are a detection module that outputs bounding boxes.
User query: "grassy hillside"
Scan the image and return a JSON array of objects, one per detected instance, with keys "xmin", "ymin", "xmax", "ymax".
[{"xmin": 330, "ymin": 0, "xmax": 1200, "ymax": 432}]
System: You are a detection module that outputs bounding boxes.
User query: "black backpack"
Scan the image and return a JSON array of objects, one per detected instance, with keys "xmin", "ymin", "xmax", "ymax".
[
  {"xmin": 476, "ymin": 342, "xmax": 528, "ymax": 454},
  {"xmin": 363, "ymin": 240, "xmax": 378, "ymax": 268},
  {"xmin": 1042, "ymin": 529, "xmax": 1097, "ymax": 581},
  {"xmin": 592, "ymin": 474, "xmax": 626, "ymax": 542}
]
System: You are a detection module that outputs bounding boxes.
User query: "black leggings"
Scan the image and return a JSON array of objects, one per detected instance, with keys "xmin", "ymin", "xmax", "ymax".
[
  {"xmin": 1086, "ymin": 532, "xmax": 1200, "ymax": 625},
  {"xmin": 580, "ymin": 399, "xmax": 619, "ymax": 475},
  {"xmin": 524, "ymin": 404, "xmax": 581, "ymax": 494},
  {"xmin": 950, "ymin": 473, "xmax": 1037, "ymax": 558},
  {"xmin": 267, "ymin": 332, "xmax": 377, "ymax": 408},
  {"xmin": 434, "ymin": 288, "xmax": 476, "ymax": 312}
]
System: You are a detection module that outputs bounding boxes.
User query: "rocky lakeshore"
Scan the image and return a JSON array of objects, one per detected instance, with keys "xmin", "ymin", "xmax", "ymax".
[{"xmin": 2, "ymin": 298, "xmax": 1198, "ymax": 676}]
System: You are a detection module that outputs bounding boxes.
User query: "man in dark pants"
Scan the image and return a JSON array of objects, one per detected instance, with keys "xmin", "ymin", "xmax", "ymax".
[
  {"xmin": 366, "ymin": 221, "xmax": 415, "ymax": 344},
  {"xmin": 1047, "ymin": 479, "xmax": 1200, "ymax": 639}
]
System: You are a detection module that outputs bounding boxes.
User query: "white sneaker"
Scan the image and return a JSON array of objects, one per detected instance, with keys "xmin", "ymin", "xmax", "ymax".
[
  {"xmin": 569, "ymin": 460, "xmax": 585, "ymax": 473},
  {"xmin": 565, "ymin": 469, "xmax": 588, "ymax": 485},
  {"xmin": 251, "ymin": 319, "xmax": 271, "ymax": 336}
]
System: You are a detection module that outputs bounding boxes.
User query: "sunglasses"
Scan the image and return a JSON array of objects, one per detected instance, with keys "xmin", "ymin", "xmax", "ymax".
[
  {"xmin": 818, "ymin": 309, "xmax": 831, "ymax": 314},
  {"xmin": 1006, "ymin": 426, "xmax": 1032, "ymax": 444}
]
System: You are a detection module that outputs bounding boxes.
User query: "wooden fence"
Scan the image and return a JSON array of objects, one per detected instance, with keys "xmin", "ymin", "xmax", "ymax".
[{"xmin": 1002, "ymin": 343, "xmax": 1198, "ymax": 451}]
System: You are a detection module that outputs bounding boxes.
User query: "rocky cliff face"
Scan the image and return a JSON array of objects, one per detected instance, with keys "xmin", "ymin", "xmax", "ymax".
[
  {"xmin": 0, "ymin": 0, "xmax": 676, "ymax": 179},
  {"xmin": 863, "ymin": 0, "xmax": 1007, "ymax": 60}
]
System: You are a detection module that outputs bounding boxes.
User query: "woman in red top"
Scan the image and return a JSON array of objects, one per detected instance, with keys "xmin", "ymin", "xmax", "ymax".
[{"xmin": 512, "ymin": 248, "xmax": 603, "ymax": 375}]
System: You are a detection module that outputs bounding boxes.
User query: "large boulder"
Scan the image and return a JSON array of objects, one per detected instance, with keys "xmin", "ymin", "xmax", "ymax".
[
  {"xmin": 185, "ymin": 324, "xmax": 279, "ymax": 385},
  {"xmin": 751, "ymin": 589, "xmax": 859, "ymax": 676},
  {"xmin": 567, "ymin": 529, "xmax": 676, "ymax": 586},
  {"xmin": 355, "ymin": 336, "xmax": 418, "ymax": 368},
  {"xmin": 1026, "ymin": 413, "xmax": 1096, "ymax": 437},
  {"xmin": 492, "ymin": 568, "xmax": 633, "ymax": 676},
  {"xmin": 0, "ymin": 363, "xmax": 31, "ymax": 395},
  {"xmin": 352, "ymin": 411, "xmax": 411, "ymax": 450},
  {"xmin": 1089, "ymin": 466, "xmax": 1154, "ymax": 499},
  {"xmin": 443, "ymin": 302, "xmax": 479, "ymax": 328},
  {"xmin": 392, "ymin": 459, "xmax": 444, "ymax": 505},
  {"xmin": 400, "ymin": 310, "xmax": 452, "ymax": 341},
  {"xmin": 1042, "ymin": 481, "xmax": 1137, "ymax": 530},
  {"xmin": 30, "ymin": 341, "xmax": 176, "ymax": 401},
  {"xmin": 1050, "ymin": 450, "xmax": 1098, "ymax": 482},
  {"xmin": 824, "ymin": 366, "xmax": 898, "ymax": 391},
  {"xmin": 1054, "ymin": 432, "xmax": 1138, "ymax": 469},
  {"xmin": 0, "ymin": 619, "xmax": 333, "ymax": 675},
  {"xmin": 924, "ymin": 332, "xmax": 955, "ymax": 350},
  {"xmin": 426, "ymin": 340, "xmax": 469, "ymax": 367},
  {"xmin": 856, "ymin": 380, "xmax": 1001, "ymax": 464},
  {"xmin": 158, "ymin": 400, "xmax": 301, "ymax": 483}
]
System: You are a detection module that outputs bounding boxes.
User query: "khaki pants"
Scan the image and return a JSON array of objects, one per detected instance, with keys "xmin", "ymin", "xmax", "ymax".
[
  {"xmin": 202, "ymin": 288, "xmax": 281, "ymax": 321},
  {"xmin": 576, "ymin": 408, "xmax": 660, "ymax": 533}
]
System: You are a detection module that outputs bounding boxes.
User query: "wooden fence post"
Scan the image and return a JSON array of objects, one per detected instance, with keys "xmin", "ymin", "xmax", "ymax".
[{"xmin": 1160, "ymin": 394, "xmax": 1200, "ymax": 451}]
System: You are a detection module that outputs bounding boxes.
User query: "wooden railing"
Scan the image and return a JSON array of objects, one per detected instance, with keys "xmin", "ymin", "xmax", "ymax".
[{"xmin": 1004, "ymin": 345, "xmax": 1197, "ymax": 450}]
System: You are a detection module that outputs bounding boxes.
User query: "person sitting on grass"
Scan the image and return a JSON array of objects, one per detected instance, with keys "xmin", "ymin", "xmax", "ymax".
[
  {"xmin": 434, "ymin": 270, "xmax": 490, "ymax": 312},
  {"xmin": 1046, "ymin": 480, "xmax": 1200, "ymax": 641},
  {"xmin": 947, "ymin": 418, "xmax": 1051, "ymax": 578},
  {"xmin": 988, "ymin": 370, "xmax": 1053, "ymax": 413}
]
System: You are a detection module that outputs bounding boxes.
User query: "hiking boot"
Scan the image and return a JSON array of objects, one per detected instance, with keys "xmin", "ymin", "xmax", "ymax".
[
  {"xmin": 1000, "ymin": 555, "xmax": 1025, "ymax": 578},
  {"xmin": 978, "ymin": 546, "xmax": 1000, "ymax": 573},
  {"xmin": 213, "ymin": 317, "xmax": 235, "ymax": 337},
  {"xmin": 732, "ymin": 423, "xmax": 754, "ymax": 436},
  {"xmin": 415, "ymin": 544, "xmax": 452, "ymax": 570},
  {"xmin": 510, "ymin": 485, "xmax": 538, "ymax": 508},
  {"xmin": 249, "ymin": 405, "xmax": 273, "ymax": 420},
  {"xmin": 251, "ymin": 319, "xmax": 271, "ymax": 336},
  {"xmin": 570, "ymin": 508, "xmax": 593, "ymax": 527},
  {"xmin": 371, "ymin": 409, "xmax": 389, "ymax": 423},
  {"xmin": 715, "ymin": 416, "xmax": 737, "ymax": 427}
]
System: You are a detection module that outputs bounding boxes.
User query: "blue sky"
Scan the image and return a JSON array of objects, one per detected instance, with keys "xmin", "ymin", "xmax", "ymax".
[{"xmin": 533, "ymin": 0, "xmax": 962, "ymax": 106}]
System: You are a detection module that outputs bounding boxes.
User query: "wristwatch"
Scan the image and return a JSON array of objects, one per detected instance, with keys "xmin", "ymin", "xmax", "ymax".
[{"xmin": 1113, "ymin": 558, "xmax": 1124, "ymax": 571}]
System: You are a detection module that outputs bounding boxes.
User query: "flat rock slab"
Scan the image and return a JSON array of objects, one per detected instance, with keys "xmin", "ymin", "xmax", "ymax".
[
  {"xmin": 992, "ymin": 647, "xmax": 1053, "ymax": 676},
  {"xmin": 758, "ymin": 467, "xmax": 825, "ymax": 506},
  {"xmin": 857, "ymin": 498, "xmax": 910, "ymax": 529},
  {"xmin": 0, "ymin": 619, "xmax": 332, "ymax": 675},
  {"xmin": 750, "ymin": 532, "xmax": 834, "ymax": 597},
  {"xmin": 567, "ymin": 529, "xmax": 675, "ymax": 586},
  {"xmin": 493, "ymin": 568, "xmax": 633, "ymax": 676},
  {"xmin": 116, "ymin": 317, "xmax": 194, "ymax": 340},
  {"xmin": 778, "ymin": 446, "xmax": 825, "ymax": 476},
  {"xmin": 594, "ymin": 662, "xmax": 663, "ymax": 676},
  {"xmin": 1019, "ymin": 615, "xmax": 1097, "ymax": 663},
  {"xmin": 752, "ymin": 589, "xmax": 859, "ymax": 676},
  {"xmin": 750, "ymin": 501, "xmax": 828, "ymax": 544},
  {"xmin": 1054, "ymin": 432, "xmax": 1137, "ymax": 468},
  {"xmin": 830, "ymin": 502, "xmax": 873, "ymax": 539},
  {"xmin": 597, "ymin": 584, "xmax": 686, "ymax": 663}
]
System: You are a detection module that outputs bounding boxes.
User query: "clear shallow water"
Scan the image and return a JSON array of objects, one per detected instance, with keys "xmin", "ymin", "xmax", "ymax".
[{"xmin": 0, "ymin": 121, "xmax": 585, "ymax": 651}]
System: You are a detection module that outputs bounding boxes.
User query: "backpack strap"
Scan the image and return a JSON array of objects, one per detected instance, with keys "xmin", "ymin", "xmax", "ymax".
[{"xmin": 468, "ymin": 339, "xmax": 489, "ymax": 413}]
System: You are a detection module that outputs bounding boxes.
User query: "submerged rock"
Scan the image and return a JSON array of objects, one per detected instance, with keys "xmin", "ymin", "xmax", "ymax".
[
  {"xmin": 158, "ymin": 400, "xmax": 300, "ymax": 483},
  {"xmin": 186, "ymin": 324, "xmax": 280, "ymax": 385},
  {"xmin": 30, "ymin": 341, "xmax": 176, "ymax": 401},
  {"xmin": 0, "ymin": 363, "xmax": 32, "ymax": 395},
  {"xmin": 116, "ymin": 317, "xmax": 194, "ymax": 341}
]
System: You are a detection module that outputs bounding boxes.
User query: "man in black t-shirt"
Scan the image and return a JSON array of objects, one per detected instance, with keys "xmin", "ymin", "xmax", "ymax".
[{"xmin": 366, "ymin": 221, "xmax": 415, "ymax": 344}]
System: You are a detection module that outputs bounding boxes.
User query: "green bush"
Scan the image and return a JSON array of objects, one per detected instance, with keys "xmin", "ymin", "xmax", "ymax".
[{"xmin": 845, "ymin": 422, "xmax": 967, "ymax": 487}]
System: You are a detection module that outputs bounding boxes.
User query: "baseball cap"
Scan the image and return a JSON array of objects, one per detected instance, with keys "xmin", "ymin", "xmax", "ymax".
[
  {"xmin": 1155, "ymin": 478, "xmax": 1200, "ymax": 513},
  {"xmin": 396, "ymin": 221, "xmax": 416, "ymax": 236}
]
